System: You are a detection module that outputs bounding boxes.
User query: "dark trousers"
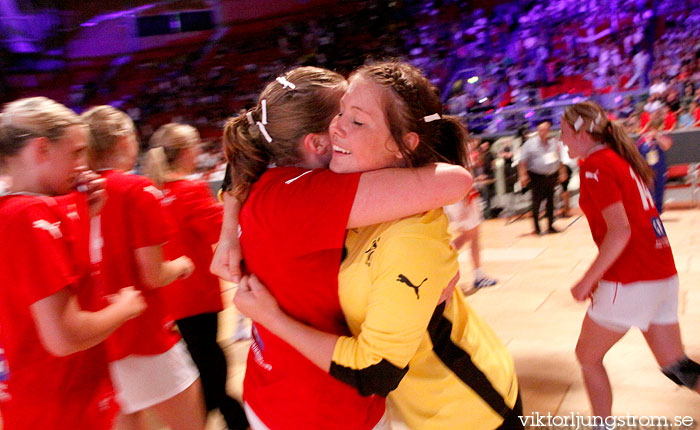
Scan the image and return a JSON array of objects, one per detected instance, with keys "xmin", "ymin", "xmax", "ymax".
[
  {"xmin": 528, "ymin": 170, "xmax": 557, "ymax": 233},
  {"xmin": 177, "ymin": 312, "xmax": 248, "ymax": 430}
]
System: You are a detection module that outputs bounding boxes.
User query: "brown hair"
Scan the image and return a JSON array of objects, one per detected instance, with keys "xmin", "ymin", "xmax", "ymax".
[
  {"xmin": 80, "ymin": 105, "xmax": 136, "ymax": 166},
  {"xmin": 223, "ymin": 66, "xmax": 347, "ymax": 202},
  {"xmin": 562, "ymin": 100, "xmax": 653, "ymax": 185},
  {"xmin": 0, "ymin": 97, "xmax": 81, "ymax": 162},
  {"xmin": 350, "ymin": 61, "xmax": 470, "ymax": 169},
  {"xmin": 145, "ymin": 123, "xmax": 200, "ymax": 187}
]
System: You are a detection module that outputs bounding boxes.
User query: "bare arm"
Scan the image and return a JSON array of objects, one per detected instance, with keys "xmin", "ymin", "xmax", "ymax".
[
  {"xmin": 518, "ymin": 162, "xmax": 529, "ymax": 187},
  {"xmin": 347, "ymin": 163, "xmax": 473, "ymax": 228},
  {"xmin": 571, "ymin": 202, "xmax": 631, "ymax": 301},
  {"xmin": 234, "ymin": 275, "xmax": 337, "ymax": 371},
  {"xmin": 134, "ymin": 245, "xmax": 194, "ymax": 289},
  {"xmin": 30, "ymin": 287, "xmax": 146, "ymax": 357},
  {"xmin": 210, "ymin": 192, "xmax": 242, "ymax": 282},
  {"xmin": 656, "ymin": 133, "xmax": 673, "ymax": 151},
  {"xmin": 210, "ymin": 163, "xmax": 472, "ymax": 279}
]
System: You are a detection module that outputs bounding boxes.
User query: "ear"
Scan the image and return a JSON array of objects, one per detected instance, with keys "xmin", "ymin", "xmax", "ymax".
[
  {"xmin": 397, "ymin": 132, "xmax": 419, "ymax": 159},
  {"xmin": 302, "ymin": 133, "xmax": 331, "ymax": 155}
]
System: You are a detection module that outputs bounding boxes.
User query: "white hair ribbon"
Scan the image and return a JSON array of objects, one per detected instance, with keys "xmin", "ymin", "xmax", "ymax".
[
  {"xmin": 257, "ymin": 121, "xmax": 272, "ymax": 143},
  {"xmin": 594, "ymin": 112, "xmax": 602, "ymax": 124},
  {"xmin": 574, "ymin": 115, "xmax": 584, "ymax": 131},
  {"xmin": 423, "ymin": 113, "xmax": 441, "ymax": 123},
  {"xmin": 261, "ymin": 99, "xmax": 268, "ymax": 125},
  {"xmin": 276, "ymin": 76, "xmax": 296, "ymax": 90},
  {"xmin": 246, "ymin": 111, "xmax": 254, "ymax": 125},
  {"xmin": 589, "ymin": 121, "xmax": 594, "ymax": 133}
]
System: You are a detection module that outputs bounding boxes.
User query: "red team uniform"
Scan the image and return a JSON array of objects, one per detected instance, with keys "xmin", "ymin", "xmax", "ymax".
[
  {"xmin": 160, "ymin": 179, "xmax": 224, "ymax": 320},
  {"xmin": 96, "ymin": 170, "xmax": 180, "ymax": 361},
  {"xmin": 578, "ymin": 147, "xmax": 676, "ymax": 284},
  {"xmin": 239, "ymin": 167, "xmax": 385, "ymax": 430},
  {"xmin": 0, "ymin": 193, "xmax": 117, "ymax": 429}
]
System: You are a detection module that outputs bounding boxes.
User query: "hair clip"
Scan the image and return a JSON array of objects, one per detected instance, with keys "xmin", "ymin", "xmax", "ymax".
[
  {"xmin": 257, "ymin": 121, "xmax": 272, "ymax": 143},
  {"xmin": 574, "ymin": 115, "xmax": 584, "ymax": 131},
  {"xmin": 423, "ymin": 113, "xmax": 441, "ymax": 123},
  {"xmin": 246, "ymin": 111, "xmax": 254, "ymax": 125},
  {"xmin": 261, "ymin": 99, "xmax": 268, "ymax": 125},
  {"xmin": 276, "ymin": 76, "xmax": 296, "ymax": 90}
]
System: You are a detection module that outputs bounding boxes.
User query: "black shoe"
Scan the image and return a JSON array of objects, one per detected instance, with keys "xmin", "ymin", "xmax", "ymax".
[{"xmin": 547, "ymin": 227, "xmax": 560, "ymax": 234}]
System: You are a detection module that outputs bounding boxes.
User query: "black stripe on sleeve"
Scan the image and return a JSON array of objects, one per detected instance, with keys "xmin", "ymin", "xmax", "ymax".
[
  {"xmin": 329, "ymin": 358, "xmax": 409, "ymax": 397},
  {"xmin": 427, "ymin": 302, "xmax": 513, "ymax": 419}
]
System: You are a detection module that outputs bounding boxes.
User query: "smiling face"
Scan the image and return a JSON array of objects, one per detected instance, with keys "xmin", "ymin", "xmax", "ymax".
[{"xmin": 328, "ymin": 75, "xmax": 402, "ymax": 174}]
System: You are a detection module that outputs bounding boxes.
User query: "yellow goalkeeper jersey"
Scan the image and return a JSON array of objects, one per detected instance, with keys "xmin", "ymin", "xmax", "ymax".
[{"xmin": 330, "ymin": 209, "xmax": 519, "ymax": 430}]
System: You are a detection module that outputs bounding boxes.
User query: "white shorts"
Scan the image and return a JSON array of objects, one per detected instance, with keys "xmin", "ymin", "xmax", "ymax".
[
  {"xmin": 587, "ymin": 275, "xmax": 679, "ymax": 333},
  {"xmin": 109, "ymin": 341, "xmax": 200, "ymax": 414},
  {"xmin": 444, "ymin": 197, "xmax": 483, "ymax": 233},
  {"xmin": 244, "ymin": 402, "xmax": 392, "ymax": 430}
]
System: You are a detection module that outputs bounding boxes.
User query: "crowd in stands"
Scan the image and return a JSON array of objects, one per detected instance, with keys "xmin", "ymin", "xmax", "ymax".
[{"xmin": 5, "ymin": 0, "xmax": 700, "ymax": 177}]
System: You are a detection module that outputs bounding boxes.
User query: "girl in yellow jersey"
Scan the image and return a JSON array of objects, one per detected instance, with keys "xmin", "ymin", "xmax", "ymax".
[{"xmin": 235, "ymin": 61, "xmax": 522, "ymax": 430}]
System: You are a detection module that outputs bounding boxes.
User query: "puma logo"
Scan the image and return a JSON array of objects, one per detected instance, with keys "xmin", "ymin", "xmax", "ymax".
[
  {"xmin": 143, "ymin": 185, "xmax": 164, "ymax": 199},
  {"xmin": 365, "ymin": 237, "xmax": 380, "ymax": 266},
  {"xmin": 584, "ymin": 169, "xmax": 599, "ymax": 182},
  {"xmin": 396, "ymin": 274, "xmax": 427, "ymax": 299},
  {"xmin": 32, "ymin": 219, "xmax": 62, "ymax": 239}
]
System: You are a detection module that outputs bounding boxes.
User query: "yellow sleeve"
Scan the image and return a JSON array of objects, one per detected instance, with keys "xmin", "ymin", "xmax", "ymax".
[{"xmin": 330, "ymin": 232, "xmax": 458, "ymax": 396}]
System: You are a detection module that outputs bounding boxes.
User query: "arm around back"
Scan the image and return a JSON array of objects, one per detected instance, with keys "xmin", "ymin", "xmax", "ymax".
[{"xmin": 347, "ymin": 162, "xmax": 472, "ymax": 228}]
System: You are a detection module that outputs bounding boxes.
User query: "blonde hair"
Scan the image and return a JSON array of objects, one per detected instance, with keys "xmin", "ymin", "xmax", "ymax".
[
  {"xmin": 80, "ymin": 105, "xmax": 136, "ymax": 166},
  {"xmin": 224, "ymin": 66, "xmax": 347, "ymax": 202},
  {"xmin": 145, "ymin": 123, "xmax": 200, "ymax": 187},
  {"xmin": 562, "ymin": 101, "xmax": 653, "ymax": 185},
  {"xmin": 0, "ymin": 97, "xmax": 81, "ymax": 161}
]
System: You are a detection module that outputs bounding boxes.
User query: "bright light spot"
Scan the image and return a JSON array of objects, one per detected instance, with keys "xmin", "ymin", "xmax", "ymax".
[
  {"xmin": 468, "ymin": 76, "xmax": 479, "ymax": 84},
  {"xmin": 479, "ymin": 97, "xmax": 488, "ymax": 104}
]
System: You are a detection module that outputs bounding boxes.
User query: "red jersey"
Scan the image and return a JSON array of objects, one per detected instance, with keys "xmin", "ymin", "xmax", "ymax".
[
  {"xmin": 640, "ymin": 110, "xmax": 650, "ymax": 130},
  {"xmin": 0, "ymin": 193, "xmax": 117, "ymax": 429},
  {"xmin": 97, "ymin": 170, "xmax": 180, "ymax": 361},
  {"xmin": 160, "ymin": 179, "xmax": 224, "ymax": 320},
  {"xmin": 663, "ymin": 111, "xmax": 677, "ymax": 130},
  {"xmin": 578, "ymin": 148, "xmax": 676, "ymax": 283},
  {"xmin": 239, "ymin": 167, "xmax": 384, "ymax": 430}
]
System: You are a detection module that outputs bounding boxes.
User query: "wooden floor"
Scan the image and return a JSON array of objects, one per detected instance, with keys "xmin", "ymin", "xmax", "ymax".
[{"xmin": 4, "ymin": 207, "xmax": 699, "ymax": 429}]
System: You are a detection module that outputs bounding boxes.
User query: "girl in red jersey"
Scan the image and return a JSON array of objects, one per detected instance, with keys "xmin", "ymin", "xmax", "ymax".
[
  {"xmin": 211, "ymin": 66, "xmax": 473, "ymax": 430},
  {"xmin": 144, "ymin": 123, "xmax": 248, "ymax": 430},
  {"xmin": 560, "ymin": 101, "xmax": 700, "ymax": 420},
  {"xmin": 0, "ymin": 97, "xmax": 146, "ymax": 430},
  {"xmin": 81, "ymin": 106, "xmax": 206, "ymax": 430}
]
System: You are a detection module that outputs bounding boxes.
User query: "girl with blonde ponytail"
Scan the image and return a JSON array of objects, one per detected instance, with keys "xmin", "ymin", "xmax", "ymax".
[
  {"xmin": 560, "ymin": 101, "xmax": 700, "ymax": 421},
  {"xmin": 145, "ymin": 123, "xmax": 248, "ymax": 430},
  {"xmin": 82, "ymin": 106, "xmax": 207, "ymax": 430}
]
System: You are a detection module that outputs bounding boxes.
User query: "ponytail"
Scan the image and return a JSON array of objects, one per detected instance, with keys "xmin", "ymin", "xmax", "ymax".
[
  {"xmin": 602, "ymin": 119, "xmax": 653, "ymax": 185},
  {"xmin": 223, "ymin": 112, "xmax": 271, "ymax": 203},
  {"xmin": 143, "ymin": 146, "xmax": 170, "ymax": 188},
  {"xmin": 145, "ymin": 123, "xmax": 200, "ymax": 188},
  {"xmin": 437, "ymin": 115, "xmax": 472, "ymax": 170}
]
